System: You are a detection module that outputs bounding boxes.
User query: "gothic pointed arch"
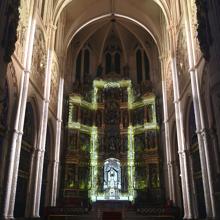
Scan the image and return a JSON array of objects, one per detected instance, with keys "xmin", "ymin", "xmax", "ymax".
[
  {"xmin": 40, "ymin": 120, "xmax": 54, "ymax": 215},
  {"xmin": 187, "ymin": 101, "xmax": 207, "ymax": 219},
  {"xmin": 14, "ymin": 101, "xmax": 37, "ymax": 218}
]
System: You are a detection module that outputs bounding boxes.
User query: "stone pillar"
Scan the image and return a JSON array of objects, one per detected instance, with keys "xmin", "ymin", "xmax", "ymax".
[
  {"xmin": 168, "ymin": 22, "xmax": 195, "ymax": 217},
  {"xmin": 27, "ymin": 24, "xmax": 57, "ymax": 217},
  {"xmin": 2, "ymin": 4, "xmax": 37, "ymax": 219},
  {"xmin": 182, "ymin": 0, "xmax": 215, "ymax": 218},
  {"xmin": 170, "ymin": 54, "xmax": 195, "ymax": 219},
  {"xmin": 160, "ymin": 55, "xmax": 176, "ymax": 203},
  {"xmin": 51, "ymin": 77, "xmax": 64, "ymax": 206}
]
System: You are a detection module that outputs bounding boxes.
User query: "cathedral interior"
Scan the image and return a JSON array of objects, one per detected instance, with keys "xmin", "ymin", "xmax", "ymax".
[{"xmin": 0, "ymin": 0, "xmax": 220, "ymax": 220}]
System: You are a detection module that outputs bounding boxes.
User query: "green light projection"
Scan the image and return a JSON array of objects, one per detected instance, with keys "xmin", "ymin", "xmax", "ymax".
[
  {"xmin": 68, "ymin": 79, "xmax": 159, "ymax": 202},
  {"xmin": 89, "ymin": 126, "xmax": 98, "ymax": 201}
]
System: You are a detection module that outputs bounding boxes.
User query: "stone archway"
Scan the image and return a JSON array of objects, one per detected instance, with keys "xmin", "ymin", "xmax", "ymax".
[
  {"xmin": 40, "ymin": 124, "xmax": 53, "ymax": 216},
  {"xmin": 14, "ymin": 102, "xmax": 36, "ymax": 218},
  {"xmin": 188, "ymin": 102, "xmax": 206, "ymax": 219}
]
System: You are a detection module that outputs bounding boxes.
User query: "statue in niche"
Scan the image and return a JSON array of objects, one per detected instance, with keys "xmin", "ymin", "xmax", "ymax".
[
  {"xmin": 96, "ymin": 110, "xmax": 102, "ymax": 127},
  {"xmin": 69, "ymin": 132, "xmax": 77, "ymax": 150},
  {"xmin": 104, "ymin": 158, "xmax": 121, "ymax": 200},
  {"xmin": 121, "ymin": 88, "xmax": 128, "ymax": 102},
  {"xmin": 104, "ymin": 101, "xmax": 120, "ymax": 125},
  {"xmin": 122, "ymin": 110, "xmax": 129, "ymax": 128},
  {"xmin": 109, "ymin": 136, "xmax": 116, "ymax": 151},
  {"xmin": 104, "ymin": 88, "xmax": 121, "ymax": 101},
  {"xmin": 149, "ymin": 164, "xmax": 159, "ymax": 188},
  {"xmin": 105, "ymin": 126, "xmax": 120, "ymax": 153},
  {"xmin": 72, "ymin": 80, "xmax": 81, "ymax": 93},
  {"xmin": 66, "ymin": 165, "xmax": 76, "ymax": 188},
  {"xmin": 147, "ymin": 104, "xmax": 153, "ymax": 122},
  {"xmin": 141, "ymin": 80, "xmax": 152, "ymax": 94}
]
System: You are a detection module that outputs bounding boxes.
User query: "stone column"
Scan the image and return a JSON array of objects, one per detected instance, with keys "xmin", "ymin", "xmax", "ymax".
[
  {"xmin": 182, "ymin": 0, "xmax": 215, "ymax": 218},
  {"xmin": 169, "ymin": 25, "xmax": 195, "ymax": 218},
  {"xmin": 170, "ymin": 54, "xmax": 195, "ymax": 219},
  {"xmin": 2, "ymin": 4, "xmax": 37, "ymax": 219},
  {"xmin": 51, "ymin": 77, "xmax": 64, "ymax": 206},
  {"xmin": 160, "ymin": 55, "xmax": 176, "ymax": 203},
  {"xmin": 27, "ymin": 24, "xmax": 57, "ymax": 218}
]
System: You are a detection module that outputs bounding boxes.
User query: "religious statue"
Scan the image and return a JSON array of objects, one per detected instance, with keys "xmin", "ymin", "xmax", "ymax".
[{"xmin": 103, "ymin": 158, "xmax": 121, "ymax": 199}]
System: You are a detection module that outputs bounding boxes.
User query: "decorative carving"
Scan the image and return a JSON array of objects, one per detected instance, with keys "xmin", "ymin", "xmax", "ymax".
[
  {"xmin": 15, "ymin": 0, "xmax": 29, "ymax": 63},
  {"xmin": 31, "ymin": 27, "xmax": 46, "ymax": 94},
  {"xmin": 165, "ymin": 62, "xmax": 174, "ymax": 109},
  {"xmin": 176, "ymin": 28, "xmax": 189, "ymax": 93},
  {"xmin": 50, "ymin": 57, "xmax": 59, "ymax": 113},
  {"xmin": 196, "ymin": 0, "xmax": 212, "ymax": 61},
  {"xmin": 1, "ymin": 0, "xmax": 20, "ymax": 63},
  {"xmin": 191, "ymin": 0, "xmax": 202, "ymax": 63},
  {"xmin": 104, "ymin": 101, "xmax": 120, "ymax": 125},
  {"xmin": 8, "ymin": 62, "xmax": 18, "ymax": 96}
]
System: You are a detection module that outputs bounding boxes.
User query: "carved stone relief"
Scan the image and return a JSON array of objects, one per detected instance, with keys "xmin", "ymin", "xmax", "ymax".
[
  {"xmin": 166, "ymin": 61, "xmax": 174, "ymax": 110},
  {"xmin": 191, "ymin": 0, "xmax": 203, "ymax": 63},
  {"xmin": 176, "ymin": 28, "xmax": 189, "ymax": 94},
  {"xmin": 14, "ymin": 0, "xmax": 29, "ymax": 64},
  {"xmin": 7, "ymin": 62, "xmax": 18, "ymax": 97},
  {"xmin": 1, "ymin": 0, "xmax": 20, "ymax": 63},
  {"xmin": 195, "ymin": 0, "xmax": 212, "ymax": 61},
  {"xmin": 50, "ymin": 57, "xmax": 59, "ymax": 114},
  {"xmin": 31, "ymin": 27, "xmax": 46, "ymax": 94}
]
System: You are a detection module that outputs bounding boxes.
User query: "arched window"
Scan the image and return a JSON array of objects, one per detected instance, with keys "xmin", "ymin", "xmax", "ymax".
[
  {"xmin": 84, "ymin": 49, "xmax": 90, "ymax": 76},
  {"xmin": 115, "ymin": 53, "xmax": 120, "ymax": 74},
  {"xmin": 144, "ymin": 52, "xmax": 150, "ymax": 80},
  {"xmin": 136, "ymin": 50, "xmax": 143, "ymax": 83},
  {"xmin": 136, "ymin": 48, "xmax": 150, "ymax": 83},
  {"xmin": 41, "ymin": 0, "xmax": 46, "ymax": 18},
  {"xmin": 105, "ymin": 53, "xmax": 112, "ymax": 74},
  {"xmin": 75, "ymin": 50, "xmax": 82, "ymax": 81},
  {"xmin": 177, "ymin": 0, "xmax": 182, "ymax": 16}
]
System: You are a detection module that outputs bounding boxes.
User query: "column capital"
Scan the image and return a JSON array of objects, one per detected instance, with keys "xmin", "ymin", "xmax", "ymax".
[
  {"xmin": 48, "ymin": 23, "xmax": 57, "ymax": 31},
  {"xmin": 173, "ymin": 98, "xmax": 180, "ymax": 104},
  {"xmin": 43, "ymin": 98, "xmax": 50, "ymax": 104},
  {"xmin": 196, "ymin": 128, "xmax": 208, "ymax": 137},
  {"xmin": 188, "ymin": 66, "xmax": 196, "ymax": 73},
  {"xmin": 14, "ymin": 128, "xmax": 23, "ymax": 135},
  {"xmin": 57, "ymin": 118, "xmax": 62, "ymax": 123},
  {"xmin": 24, "ymin": 69, "xmax": 31, "ymax": 74},
  {"xmin": 178, "ymin": 149, "xmax": 190, "ymax": 156}
]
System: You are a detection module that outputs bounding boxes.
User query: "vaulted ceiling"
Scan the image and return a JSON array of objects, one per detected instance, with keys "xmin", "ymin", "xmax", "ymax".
[{"xmin": 53, "ymin": 0, "xmax": 170, "ymax": 53}]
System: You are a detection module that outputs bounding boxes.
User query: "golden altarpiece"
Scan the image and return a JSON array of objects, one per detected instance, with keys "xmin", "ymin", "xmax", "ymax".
[{"xmin": 62, "ymin": 74, "xmax": 162, "ymax": 205}]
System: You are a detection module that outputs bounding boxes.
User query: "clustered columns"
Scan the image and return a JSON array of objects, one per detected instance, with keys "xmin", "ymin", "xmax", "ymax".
[
  {"xmin": 2, "ymin": 2, "xmax": 38, "ymax": 219},
  {"xmin": 51, "ymin": 76, "xmax": 64, "ymax": 206},
  {"xmin": 2, "ymin": 2, "xmax": 61, "ymax": 219},
  {"xmin": 164, "ymin": 1, "xmax": 216, "ymax": 219},
  {"xmin": 27, "ymin": 23, "xmax": 57, "ymax": 217},
  {"xmin": 182, "ymin": 0, "xmax": 215, "ymax": 218},
  {"xmin": 160, "ymin": 54, "xmax": 176, "ymax": 203},
  {"xmin": 168, "ymin": 25, "xmax": 196, "ymax": 219}
]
